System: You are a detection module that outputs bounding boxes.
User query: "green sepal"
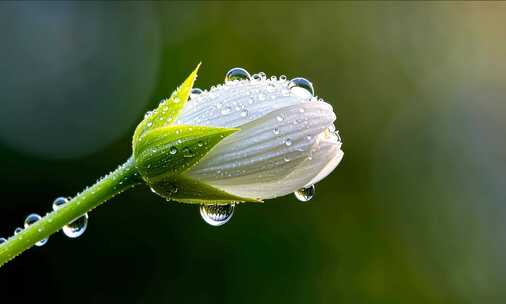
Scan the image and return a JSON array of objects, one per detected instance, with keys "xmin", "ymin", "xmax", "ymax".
[
  {"xmin": 132, "ymin": 63, "xmax": 200, "ymax": 147},
  {"xmin": 149, "ymin": 175, "xmax": 262, "ymax": 205},
  {"xmin": 134, "ymin": 125, "xmax": 239, "ymax": 180}
]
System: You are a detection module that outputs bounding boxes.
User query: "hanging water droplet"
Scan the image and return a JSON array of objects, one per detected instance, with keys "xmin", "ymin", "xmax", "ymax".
[
  {"xmin": 294, "ymin": 185, "xmax": 315, "ymax": 202},
  {"xmin": 190, "ymin": 88, "xmax": 203, "ymax": 99},
  {"xmin": 52, "ymin": 196, "xmax": 68, "ymax": 211},
  {"xmin": 225, "ymin": 67, "xmax": 251, "ymax": 82},
  {"xmin": 169, "ymin": 147, "xmax": 178, "ymax": 155},
  {"xmin": 273, "ymin": 128, "xmax": 280, "ymax": 135},
  {"xmin": 200, "ymin": 204, "xmax": 235, "ymax": 227},
  {"xmin": 284, "ymin": 138, "xmax": 292, "ymax": 146},
  {"xmin": 288, "ymin": 77, "xmax": 315, "ymax": 98},
  {"xmin": 24, "ymin": 213, "xmax": 48, "ymax": 246},
  {"xmin": 0, "ymin": 238, "xmax": 6, "ymax": 245},
  {"xmin": 63, "ymin": 214, "xmax": 88, "ymax": 238}
]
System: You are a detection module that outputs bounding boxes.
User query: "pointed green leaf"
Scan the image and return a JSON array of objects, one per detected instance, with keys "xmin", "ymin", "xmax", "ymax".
[
  {"xmin": 134, "ymin": 125, "xmax": 239, "ymax": 180},
  {"xmin": 133, "ymin": 63, "xmax": 200, "ymax": 147},
  {"xmin": 149, "ymin": 175, "xmax": 262, "ymax": 205}
]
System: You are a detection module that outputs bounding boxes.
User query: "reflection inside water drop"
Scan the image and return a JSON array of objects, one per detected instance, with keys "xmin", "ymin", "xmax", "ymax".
[
  {"xmin": 63, "ymin": 214, "xmax": 88, "ymax": 238},
  {"xmin": 288, "ymin": 77, "xmax": 315, "ymax": 98},
  {"xmin": 294, "ymin": 185, "xmax": 315, "ymax": 202},
  {"xmin": 24, "ymin": 213, "xmax": 48, "ymax": 246},
  {"xmin": 225, "ymin": 67, "xmax": 251, "ymax": 82},
  {"xmin": 190, "ymin": 88, "xmax": 203, "ymax": 100},
  {"xmin": 200, "ymin": 204, "xmax": 235, "ymax": 226},
  {"xmin": 0, "ymin": 237, "xmax": 6, "ymax": 245}
]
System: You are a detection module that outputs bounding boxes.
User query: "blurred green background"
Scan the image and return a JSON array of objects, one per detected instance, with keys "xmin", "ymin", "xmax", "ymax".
[{"xmin": 1, "ymin": 1, "xmax": 506, "ymax": 303}]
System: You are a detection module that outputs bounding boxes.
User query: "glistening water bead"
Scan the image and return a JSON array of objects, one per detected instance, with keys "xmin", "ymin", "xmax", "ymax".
[
  {"xmin": 52, "ymin": 197, "xmax": 89, "ymax": 238},
  {"xmin": 288, "ymin": 77, "xmax": 315, "ymax": 98},
  {"xmin": 190, "ymin": 88, "xmax": 203, "ymax": 100},
  {"xmin": 200, "ymin": 204, "xmax": 235, "ymax": 227},
  {"xmin": 0, "ymin": 238, "xmax": 6, "ymax": 245},
  {"xmin": 294, "ymin": 185, "xmax": 315, "ymax": 202},
  {"xmin": 62, "ymin": 214, "xmax": 89, "ymax": 238},
  {"xmin": 225, "ymin": 67, "xmax": 251, "ymax": 82},
  {"xmin": 24, "ymin": 213, "xmax": 48, "ymax": 246}
]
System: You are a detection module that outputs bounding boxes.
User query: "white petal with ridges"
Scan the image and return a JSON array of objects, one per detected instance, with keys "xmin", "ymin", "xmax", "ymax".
[{"xmin": 185, "ymin": 100, "xmax": 340, "ymax": 199}]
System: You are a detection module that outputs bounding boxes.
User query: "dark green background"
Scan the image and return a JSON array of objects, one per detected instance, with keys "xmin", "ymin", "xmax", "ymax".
[{"xmin": 1, "ymin": 2, "xmax": 505, "ymax": 303}]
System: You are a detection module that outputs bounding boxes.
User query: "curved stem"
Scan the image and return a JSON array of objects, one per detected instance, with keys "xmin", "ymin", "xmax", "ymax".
[{"xmin": 0, "ymin": 157, "xmax": 142, "ymax": 267}]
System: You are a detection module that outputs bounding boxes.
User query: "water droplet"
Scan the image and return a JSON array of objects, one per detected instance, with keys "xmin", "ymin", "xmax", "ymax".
[
  {"xmin": 52, "ymin": 196, "xmax": 68, "ymax": 211},
  {"xmin": 169, "ymin": 147, "xmax": 178, "ymax": 155},
  {"xmin": 24, "ymin": 213, "xmax": 48, "ymax": 246},
  {"xmin": 284, "ymin": 156, "xmax": 290, "ymax": 162},
  {"xmin": 273, "ymin": 128, "xmax": 280, "ymax": 135},
  {"xmin": 221, "ymin": 107, "xmax": 232, "ymax": 115},
  {"xmin": 63, "ymin": 214, "xmax": 88, "ymax": 238},
  {"xmin": 190, "ymin": 88, "xmax": 203, "ymax": 99},
  {"xmin": 258, "ymin": 72, "xmax": 266, "ymax": 79},
  {"xmin": 276, "ymin": 115, "xmax": 283, "ymax": 122},
  {"xmin": 284, "ymin": 138, "xmax": 292, "ymax": 146},
  {"xmin": 183, "ymin": 148, "xmax": 195, "ymax": 158},
  {"xmin": 14, "ymin": 227, "xmax": 22, "ymax": 235},
  {"xmin": 200, "ymin": 204, "xmax": 235, "ymax": 227},
  {"xmin": 173, "ymin": 96, "xmax": 180, "ymax": 103},
  {"xmin": 225, "ymin": 67, "xmax": 251, "ymax": 82},
  {"xmin": 147, "ymin": 122, "xmax": 153, "ymax": 127},
  {"xmin": 240, "ymin": 109, "xmax": 248, "ymax": 117},
  {"xmin": 0, "ymin": 238, "xmax": 6, "ymax": 245},
  {"xmin": 280, "ymin": 75, "xmax": 287, "ymax": 81},
  {"xmin": 294, "ymin": 185, "xmax": 315, "ymax": 202},
  {"xmin": 288, "ymin": 77, "xmax": 315, "ymax": 98}
]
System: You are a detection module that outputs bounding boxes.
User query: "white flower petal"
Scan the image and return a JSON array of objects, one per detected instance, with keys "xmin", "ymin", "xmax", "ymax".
[
  {"xmin": 176, "ymin": 79, "xmax": 308, "ymax": 128},
  {"xmin": 194, "ymin": 130, "xmax": 342, "ymax": 199},
  {"xmin": 185, "ymin": 101, "xmax": 338, "ymax": 199}
]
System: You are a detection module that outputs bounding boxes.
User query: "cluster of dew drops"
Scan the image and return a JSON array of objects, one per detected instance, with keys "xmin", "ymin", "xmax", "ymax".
[
  {"xmin": 0, "ymin": 197, "xmax": 88, "ymax": 246},
  {"xmin": 197, "ymin": 67, "xmax": 339, "ymax": 227}
]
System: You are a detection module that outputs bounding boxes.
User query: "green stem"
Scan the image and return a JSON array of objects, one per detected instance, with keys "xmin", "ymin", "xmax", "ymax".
[{"xmin": 0, "ymin": 157, "xmax": 142, "ymax": 268}]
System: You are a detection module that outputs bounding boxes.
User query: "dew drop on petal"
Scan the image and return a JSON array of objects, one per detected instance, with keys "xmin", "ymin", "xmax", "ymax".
[
  {"xmin": 200, "ymin": 204, "xmax": 235, "ymax": 227},
  {"xmin": 294, "ymin": 185, "xmax": 315, "ymax": 202},
  {"xmin": 14, "ymin": 227, "xmax": 22, "ymax": 235},
  {"xmin": 284, "ymin": 138, "xmax": 292, "ymax": 146},
  {"xmin": 24, "ymin": 213, "xmax": 48, "ymax": 246},
  {"xmin": 273, "ymin": 128, "xmax": 280, "ymax": 135},
  {"xmin": 240, "ymin": 109, "xmax": 248, "ymax": 117},
  {"xmin": 169, "ymin": 147, "xmax": 178, "ymax": 155},
  {"xmin": 0, "ymin": 238, "xmax": 6, "ymax": 245},
  {"xmin": 63, "ymin": 214, "xmax": 88, "ymax": 238},
  {"xmin": 221, "ymin": 107, "xmax": 232, "ymax": 115},
  {"xmin": 225, "ymin": 67, "xmax": 251, "ymax": 82},
  {"xmin": 288, "ymin": 77, "xmax": 315, "ymax": 98},
  {"xmin": 190, "ymin": 88, "xmax": 203, "ymax": 99},
  {"xmin": 276, "ymin": 115, "xmax": 284, "ymax": 122}
]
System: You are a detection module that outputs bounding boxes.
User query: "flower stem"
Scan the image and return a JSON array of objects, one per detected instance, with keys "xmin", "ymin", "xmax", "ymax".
[{"xmin": 0, "ymin": 157, "xmax": 142, "ymax": 268}]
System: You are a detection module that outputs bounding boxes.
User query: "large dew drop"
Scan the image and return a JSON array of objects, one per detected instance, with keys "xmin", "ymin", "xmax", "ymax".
[
  {"xmin": 294, "ymin": 185, "xmax": 315, "ymax": 202},
  {"xmin": 200, "ymin": 204, "xmax": 235, "ymax": 227},
  {"xmin": 52, "ymin": 196, "xmax": 88, "ymax": 238},
  {"xmin": 288, "ymin": 77, "xmax": 315, "ymax": 98},
  {"xmin": 62, "ymin": 214, "xmax": 88, "ymax": 238},
  {"xmin": 190, "ymin": 88, "xmax": 203, "ymax": 100},
  {"xmin": 24, "ymin": 213, "xmax": 48, "ymax": 246},
  {"xmin": 225, "ymin": 67, "xmax": 251, "ymax": 83},
  {"xmin": 0, "ymin": 237, "xmax": 6, "ymax": 245}
]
